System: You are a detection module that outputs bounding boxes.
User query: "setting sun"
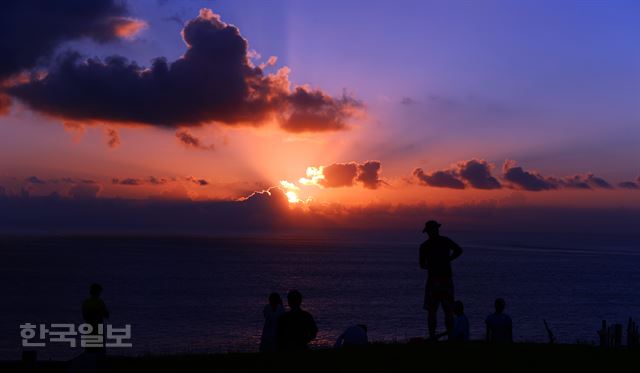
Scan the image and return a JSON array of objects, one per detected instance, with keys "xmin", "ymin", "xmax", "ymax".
[{"xmin": 285, "ymin": 190, "xmax": 299, "ymax": 203}]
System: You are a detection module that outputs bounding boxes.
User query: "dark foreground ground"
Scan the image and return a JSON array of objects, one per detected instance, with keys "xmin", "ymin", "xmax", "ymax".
[{"xmin": 2, "ymin": 342, "xmax": 639, "ymax": 373}]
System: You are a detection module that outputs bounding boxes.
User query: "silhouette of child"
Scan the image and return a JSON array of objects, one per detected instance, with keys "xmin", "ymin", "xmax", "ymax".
[
  {"xmin": 450, "ymin": 300, "xmax": 469, "ymax": 342},
  {"xmin": 260, "ymin": 292, "xmax": 284, "ymax": 352},
  {"xmin": 485, "ymin": 298, "xmax": 513, "ymax": 343}
]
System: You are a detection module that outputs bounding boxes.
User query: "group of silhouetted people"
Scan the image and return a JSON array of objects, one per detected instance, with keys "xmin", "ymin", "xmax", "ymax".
[
  {"xmin": 260, "ymin": 290, "xmax": 370, "ymax": 352},
  {"xmin": 260, "ymin": 290, "xmax": 319, "ymax": 352},
  {"xmin": 444, "ymin": 297, "xmax": 513, "ymax": 343},
  {"xmin": 258, "ymin": 219, "xmax": 513, "ymax": 352},
  {"xmin": 83, "ymin": 218, "xmax": 514, "ymax": 356},
  {"xmin": 420, "ymin": 220, "xmax": 513, "ymax": 343}
]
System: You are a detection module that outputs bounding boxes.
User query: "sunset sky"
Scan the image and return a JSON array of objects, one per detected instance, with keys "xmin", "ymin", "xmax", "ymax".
[{"xmin": 1, "ymin": 0, "xmax": 639, "ymax": 233}]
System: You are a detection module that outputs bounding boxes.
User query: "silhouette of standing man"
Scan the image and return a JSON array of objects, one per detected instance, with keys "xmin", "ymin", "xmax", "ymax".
[
  {"xmin": 277, "ymin": 290, "xmax": 318, "ymax": 351},
  {"xmin": 419, "ymin": 220, "xmax": 462, "ymax": 340}
]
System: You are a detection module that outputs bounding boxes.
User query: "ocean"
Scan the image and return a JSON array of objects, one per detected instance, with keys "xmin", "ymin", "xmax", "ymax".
[{"xmin": 0, "ymin": 232, "xmax": 639, "ymax": 360}]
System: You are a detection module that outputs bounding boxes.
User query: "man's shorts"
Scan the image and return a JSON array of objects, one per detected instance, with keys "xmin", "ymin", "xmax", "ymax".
[{"xmin": 423, "ymin": 275, "xmax": 454, "ymax": 310}]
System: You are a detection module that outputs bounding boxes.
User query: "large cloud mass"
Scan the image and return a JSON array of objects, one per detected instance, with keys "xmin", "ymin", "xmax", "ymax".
[
  {"xmin": 9, "ymin": 9, "xmax": 361, "ymax": 132},
  {"xmin": 413, "ymin": 159, "xmax": 500, "ymax": 190},
  {"xmin": 355, "ymin": 161, "xmax": 383, "ymax": 189},
  {"xmin": 301, "ymin": 161, "xmax": 383, "ymax": 189},
  {"xmin": 413, "ymin": 168, "xmax": 465, "ymax": 189},
  {"xmin": 560, "ymin": 174, "xmax": 614, "ymax": 190},
  {"xmin": 0, "ymin": 0, "xmax": 142, "ymax": 80},
  {"xmin": 502, "ymin": 160, "xmax": 558, "ymax": 191},
  {"xmin": 0, "ymin": 0, "xmax": 145, "ymax": 112},
  {"xmin": 414, "ymin": 159, "xmax": 621, "ymax": 192},
  {"xmin": 457, "ymin": 159, "xmax": 501, "ymax": 189}
]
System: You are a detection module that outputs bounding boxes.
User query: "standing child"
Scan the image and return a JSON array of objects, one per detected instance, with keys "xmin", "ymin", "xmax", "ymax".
[
  {"xmin": 260, "ymin": 292, "xmax": 284, "ymax": 352},
  {"xmin": 450, "ymin": 300, "xmax": 470, "ymax": 342}
]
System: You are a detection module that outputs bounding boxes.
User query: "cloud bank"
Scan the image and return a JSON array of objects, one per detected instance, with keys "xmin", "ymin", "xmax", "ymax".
[
  {"xmin": 175, "ymin": 130, "xmax": 215, "ymax": 151},
  {"xmin": 0, "ymin": 0, "xmax": 145, "ymax": 113},
  {"xmin": 414, "ymin": 159, "xmax": 627, "ymax": 192},
  {"xmin": 9, "ymin": 8, "xmax": 362, "ymax": 133},
  {"xmin": 413, "ymin": 159, "xmax": 500, "ymax": 190},
  {"xmin": 1, "ymin": 190, "xmax": 639, "ymax": 235},
  {"xmin": 300, "ymin": 161, "xmax": 383, "ymax": 189}
]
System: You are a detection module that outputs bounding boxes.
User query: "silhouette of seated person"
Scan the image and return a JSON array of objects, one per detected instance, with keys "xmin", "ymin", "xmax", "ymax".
[
  {"xmin": 450, "ymin": 300, "xmax": 469, "ymax": 342},
  {"xmin": 277, "ymin": 290, "xmax": 318, "ymax": 351},
  {"xmin": 82, "ymin": 283, "xmax": 109, "ymax": 352},
  {"xmin": 334, "ymin": 324, "xmax": 368, "ymax": 348},
  {"xmin": 485, "ymin": 298, "xmax": 513, "ymax": 343},
  {"xmin": 260, "ymin": 292, "xmax": 284, "ymax": 352}
]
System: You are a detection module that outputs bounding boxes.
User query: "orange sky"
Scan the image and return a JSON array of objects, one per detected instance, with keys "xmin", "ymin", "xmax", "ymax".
[{"xmin": 1, "ymin": 5, "xmax": 639, "ymax": 213}]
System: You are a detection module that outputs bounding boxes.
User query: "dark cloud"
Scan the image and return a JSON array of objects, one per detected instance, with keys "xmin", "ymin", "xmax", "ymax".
[
  {"xmin": 502, "ymin": 162, "xmax": 615, "ymax": 192},
  {"xmin": 560, "ymin": 175, "xmax": 591, "ymax": 189},
  {"xmin": 413, "ymin": 159, "xmax": 500, "ymax": 190},
  {"xmin": 0, "ymin": 186, "xmax": 294, "ymax": 232},
  {"xmin": 312, "ymin": 161, "xmax": 383, "ymax": 189},
  {"xmin": 21, "ymin": 176, "xmax": 102, "ymax": 199},
  {"xmin": 280, "ymin": 88, "xmax": 362, "ymax": 133},
  {"xmin": 0, "ymin": 1, "xmax": 144, "ymax": 113},
  {"xmin": 10, "ymin": 9, "xmax": 361, "ymax": 133},
  {"xmin": 25, "ymin": 176, "xmax": 47, "ymax": 184},
  {"xmin": 240, "ymin": 187, "xmax": 288, "ymax": 207},
  {"xmin": 111, "ymin": 176, "xmax": 210, "ymax": 187},
  {"xmin": 0, "ymin": 0, "xmax": 142, "ymax": 81},
  {"xmin": 584, "ymin": 174, "xmax": 614, "ymax": 189},
  {"xmin": 68, "ymin": 182, "xmax": 101, "ymax": 199},
  {"xmin": 618, "ymin": 181, "xmax": 639, "ymax": 190},
  {"xmin": 502, "ymin": 164, "xmax": 613, "ymax": 191},
  {"xmin": 185, "ymin": 176, "xmax": 209, "ymax": 186},
  {"xmin": 1, "ymin": 192, "xmax": 639, "ymax": 235},
  {"xmin": 149, "ymin": 176, "xmax": 171, "ymax": 185},
  {"xmin": 355, "ymin": 161, "xmax": 383, "ymax": 189},
  {"xmin": 320, "ymin": 163, "xmax": 358, "ymax": 188},
  {"xmin": 400, "ymin": 97, "xmax": 416, "ymax": 106},
  {"xmin": 176, "ymin": 130, "xmax": 215, "ymax": 151},
  {"xmin": 105, "ymin": 127, "xmax": 120, "ymax": 148},
  {"xmin": 56, "ymin": 178, "xmax": 96, "ymax": 184},
  {"xmin": 412, "ymin": 168, "xmax": 465, "ymax": 189},
  {"xmin": 415, "ymin": 159, "xmax": 620, "ymax": 192},
  {"xmin": 457, "ymin": 159, "xmax": 501, "ymax": 190},
  {"xmin": 502, "ymin": 160, "xmax": 558, "ymax": 191},
  {"xmin": 560, "ymin": 174, "xmax": 613, "ymax": 190},
  {"xmin": 112, "ymin": 177, "xmax": 173, "ymax": 186},
  {"xmin": 112, "ymin": 178, "xmax": 141, "ymax": 186}
]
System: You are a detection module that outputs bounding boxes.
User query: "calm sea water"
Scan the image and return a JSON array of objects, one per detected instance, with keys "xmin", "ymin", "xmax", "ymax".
[{"xmin": 0, "ymin": 232, "xmax": 639, "ymax": 360}]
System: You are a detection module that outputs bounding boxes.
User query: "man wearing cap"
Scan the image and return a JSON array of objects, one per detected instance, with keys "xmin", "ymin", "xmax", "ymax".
[{"xmin": 419, "ymin": 220, "xmax": 463, "ymax": 340}]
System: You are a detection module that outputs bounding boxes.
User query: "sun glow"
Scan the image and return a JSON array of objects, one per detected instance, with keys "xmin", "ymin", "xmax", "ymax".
[
  {"xmin": 280, "ymin": 180, "xmax": 301, "ymax": 203},
  {"xmin": 285, "ymin": 190, "xmax": 299, "ymax": 203},
  {"xmin": 299, "ymin": 166, "xmax": 325, "ymax": 186}
]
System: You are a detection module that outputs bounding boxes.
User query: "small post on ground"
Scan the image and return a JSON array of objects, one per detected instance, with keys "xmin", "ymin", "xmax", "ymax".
[
  {"xmin": 598, "ymin": 320, "xmax": 608, "ymax": 348},
  {"xmin": 543, "ymin": 319, "xmax": 556, "ymax": 344},
  {"xmin": 627, "ymin": 318, "xmax": 639, "ymax": 349},
  {"xmin": 612, "ymin": 324, "xmax": 623, "ymax": 348}
]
